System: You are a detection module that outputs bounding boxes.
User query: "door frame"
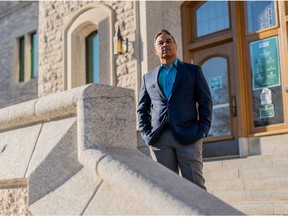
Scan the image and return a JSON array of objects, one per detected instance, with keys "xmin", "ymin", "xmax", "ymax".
[{"xmin": 191, "ymin": 43, "xmax": 237, "ymax": 143}]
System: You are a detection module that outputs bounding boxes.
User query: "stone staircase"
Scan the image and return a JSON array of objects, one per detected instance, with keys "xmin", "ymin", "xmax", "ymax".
[{"xmin": 203, "ymin": 153, "xmax": 288, "ymax": 215}]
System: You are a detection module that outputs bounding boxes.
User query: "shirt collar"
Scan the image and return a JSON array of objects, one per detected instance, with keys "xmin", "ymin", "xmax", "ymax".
[{"xmin": 160, "ymin": 58, "xmax": 178, "ymax": 69}]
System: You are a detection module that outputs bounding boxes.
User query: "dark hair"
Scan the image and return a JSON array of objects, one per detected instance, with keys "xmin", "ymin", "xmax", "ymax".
[{"xmin": 154, "ymin": 30, "xmax": 176, "ymax": 44}]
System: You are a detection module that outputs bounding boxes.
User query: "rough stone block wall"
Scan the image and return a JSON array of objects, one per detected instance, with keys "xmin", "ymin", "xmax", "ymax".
[
  {"xmin": 38, "ymin": 1, "xmax": 136, "ymax": 97},
  {"xmin": 0, "ymin": 2, "xmax": 38, "ymax": 108},
  {"xmin": 0, "ymin": 187, "xmax": 31, "ymax": 215}
]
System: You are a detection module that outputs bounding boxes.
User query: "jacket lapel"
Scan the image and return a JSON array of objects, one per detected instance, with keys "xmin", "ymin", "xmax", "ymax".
[
  {"xmin": 151, "ymin": 66, "xmax": 167, "ymax": 100},
  {"xmin": 170, "ymin": 60, "xmax": 184, "ymax": 97}
]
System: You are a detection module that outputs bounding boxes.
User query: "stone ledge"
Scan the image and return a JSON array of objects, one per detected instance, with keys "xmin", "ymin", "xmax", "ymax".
[
  {"xmin": 0, "ymin": 84, "xmax": 134, "ymax": 133},
  {"xmin": 0, "ymin": 178, "xmax": 27, "ymax": 189}
]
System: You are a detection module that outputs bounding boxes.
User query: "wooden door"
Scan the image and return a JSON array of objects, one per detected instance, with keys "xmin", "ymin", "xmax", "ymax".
[{"xmin": 192, "ymin": 42, "xmax": 238, "ymax": 142}]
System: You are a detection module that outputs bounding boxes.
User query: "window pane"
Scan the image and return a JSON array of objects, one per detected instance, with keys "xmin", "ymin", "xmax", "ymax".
[
  {"xmin": 86, "ymin": 31, "xmax": 99, "ymax": 84},
  {"xmin": 196, "ymin": 1, "xmax": 230, "ymax": 37},
  {"xmin": 19, "ymin": 37, "xmax": 25, "ymax": 82},
  {"xmin": 246, "ymin": 1, "xmax": 276, "ymax": 33},
  {"xmin": 31, "ymin": 32, "xmax": 38, "ymax": 78},
  {"xmin": 249, "ymin": 36, "xmax": 283, "ymax": 127},
  {"xmin": 202, "ymin": 57, "xmax": 231, "ymax": 137}
]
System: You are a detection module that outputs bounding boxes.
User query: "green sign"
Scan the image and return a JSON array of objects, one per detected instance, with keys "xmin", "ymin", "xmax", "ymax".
[
  {"xmin": 259, "ymin": 104, "xmax": 275, "ymax": 118},
  {"xmin": 250, "ymin": 36, "xmax": 281, "ymax": 90}
]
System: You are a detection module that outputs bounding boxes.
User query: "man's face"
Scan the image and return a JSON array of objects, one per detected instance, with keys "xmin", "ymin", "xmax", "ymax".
[{"xmin": 154, "ymin": 33, "xmax": 177, "ymax": 62}]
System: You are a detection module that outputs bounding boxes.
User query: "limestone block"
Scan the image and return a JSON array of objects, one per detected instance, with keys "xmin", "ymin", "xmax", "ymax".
[
  {"xmin": 205, "ymin": 179, "xmax": 245, "ymax": 192},
  {"xmin": 0, "ymin": 124, "xmax": 42, "ymax": 179},
  {"xmin": 231, "ymin": 202, "xmax": 274, "ymax": 215},
  {"xmin": 25, "ymin": 117, "xmax": 77, "ymax": 177},
  {"xmin": 221, "ymin": 155, "xmax": 271, "ymax": 170},
  {"xmin": 244, "ymin": 177, "xmax": 288, "ymax": 190},
  {"xmin": 0, "ymin": 100, "xmax": 37, "ymax": 131},
  {"xmin": 77, "ymin": 84, "xmax": 136, "ymax": 150},
  {"xmin": 34, "ymin": 85, "xmax": 86, "ymax": 120},
  {"xmin": 204, "ymin": 169, "xmax": 239, "ymax": 182},
  {"xmin": 249, "ymin": 134, "xmax": 288, "ymax": 155},
  {"xmin": 239, "ymin": 166, "xmax": 288, "ymax": 180},
  {"xmin": 270, "ymin": 153, "xmax": 288, "ymax": 166},
  {"xmin": 275, "ymin": 201, "xmax": 288, "ymax": 215},
  {"xmin": 28, "ymin": 118, "xmax": 82, "ymax": 205},
  {"xmin": 84, "ymin": 180, "xmax": 157, "ymax": 215},
  {"xmin": 0, "ymin": 187, "xmax": 31, "ymax": 215},
  {"xmin": 29, "ymin": 167, "xmax": 102, "ymax": 215},
  {"xmin": 85, "ymin": 148, "xmax": 243, "ymax": 215}
]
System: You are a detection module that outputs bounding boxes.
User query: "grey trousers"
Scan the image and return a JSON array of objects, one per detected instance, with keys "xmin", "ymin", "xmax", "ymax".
[{"xmin": 149, "ymin": 128, "xmax": 206, "ymax": 190}]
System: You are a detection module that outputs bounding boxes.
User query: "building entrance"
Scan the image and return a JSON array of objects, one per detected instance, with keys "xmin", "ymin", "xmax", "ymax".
[{"xmin": 192, "ymin": 43, "xmax": 240, "ymax": 159}]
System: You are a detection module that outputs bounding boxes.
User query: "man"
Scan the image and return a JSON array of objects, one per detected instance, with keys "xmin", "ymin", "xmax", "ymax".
[{"xmin": 137, "ymin": 30, "xmax": 212, "ymax": 189}]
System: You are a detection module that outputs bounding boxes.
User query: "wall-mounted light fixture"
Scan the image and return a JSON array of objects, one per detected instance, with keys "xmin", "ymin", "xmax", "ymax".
[{"xmin": 114, "ymin": 26, "xmax": 128, "ymax": 55}]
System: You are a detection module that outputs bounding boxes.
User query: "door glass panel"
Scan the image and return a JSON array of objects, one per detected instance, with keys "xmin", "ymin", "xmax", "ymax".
[
  {"xmin": 85, "ymin": 30, "xmax": 99, "ymax": 84},
  {"xmin": 202, "ymin": 57, "xmax": 231, "ymax": 137},
  {"xmin": 249, "ymin": 36, "xmax": 284, "ymax": 127},
  {"xmin": 196, "ymin": 1, "xmax": 230, "ymax": 37},
  {"xmin": 246, "ymin": 1, "xmax": 276, "ymax": 33}
]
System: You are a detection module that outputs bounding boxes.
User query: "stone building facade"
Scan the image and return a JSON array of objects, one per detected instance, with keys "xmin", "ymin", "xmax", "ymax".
[
  {"xmin": 0, "ymin": 1, "xmax": 183, "ymax": 108},
  {"xmin": 1, "ymin": 1, "xmax": 288, "ymax": 214},
  {"xmin": 0, "ymin": 2, "xmax": 38, "ymax": 108}
]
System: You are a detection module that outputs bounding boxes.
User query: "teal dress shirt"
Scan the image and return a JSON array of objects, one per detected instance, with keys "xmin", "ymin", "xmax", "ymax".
[{"xmin": 158, "ymin": 59, "xmax": 178, "ymax": 99}]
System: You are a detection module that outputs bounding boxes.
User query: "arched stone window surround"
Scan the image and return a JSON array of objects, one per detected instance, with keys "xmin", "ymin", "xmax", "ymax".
[{"xmin": 64, "ymin": 3, "xmax": 115, "ymax": 90}]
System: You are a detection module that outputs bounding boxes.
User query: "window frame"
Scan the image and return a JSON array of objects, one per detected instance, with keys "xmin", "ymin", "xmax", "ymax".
[
  {"xmin": 64, "ymin": 3, "xmax": 115, "ymax": 90},
  {"xmin": 30, "ymin": 31, "xmax": 38, "ymax": 79},
  {"xmin": 13, "ymin": 20, "xmax": 38, "ymax": 84},
  {"xmin": 18, "ymin": 36, "xmax": 25, "ymax": 82},
  {"xmin": 244, "ymin": 0, "xmax": 279, "ymax": 36},
  {"xmin": 195, "ymin": 1, "xmax": 231, "ymax": 38},
  {"xmin": 181, "ymin": 1, "xmax": 233, "ymax": 62},
  {"xmin": 243, "ymin": 1, "xmax": 288, "ymax": 135},
  {"xmin": 182, "ymin": 0, "xmax": 288, "ymax": 137},
  {"xmin": 85, "ymin": 30, "xmax": 99, "ymax": 84}
]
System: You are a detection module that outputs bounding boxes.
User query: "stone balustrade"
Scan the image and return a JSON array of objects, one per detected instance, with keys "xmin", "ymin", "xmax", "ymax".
[{"xmin": 0, "ymin": 84, "xmax": 243, "ymax": 215}]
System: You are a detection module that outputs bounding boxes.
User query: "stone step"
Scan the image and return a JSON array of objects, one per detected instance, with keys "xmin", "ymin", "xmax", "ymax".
[
  {"xmin": 248, "ymin": 133, "xmax": 288, "ymax": 155},
  {"xmin": 206, "ymin": 179, "xmax": 245, "ymax": 191},
  {"xmin": 212, "ymin": 188, "xmax": 288, "ymax": 203},
  {"xmin": 239, "ymin": 166, "xmax": 288, "ymax": 180},
  {"xmin": 204, "ymin": 153, "xmax": 288, "ymax": 174},
  {"xmin": 229, "ymin": 201, "xmax": 288, "ymax": 215},
  {"xmin": 204, "ymin": 158, "xmax": 288, "ymax": 182},
  {"xmin": 244, "ymin": 177, "xmax": 288, "ymax": 190},
  {"xmin": 204, "ymin": 165, "xmax": 288, "ymax": 182},
  {"xmin": 206, "ymin": 177, "xmax": 288, "ymax": 192},
  {"xmin": 203, "ymin": 153, "xmax": 288, "ymax": 215}
]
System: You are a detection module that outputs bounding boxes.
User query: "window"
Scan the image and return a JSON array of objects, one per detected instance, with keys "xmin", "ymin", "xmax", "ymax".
[
  {"xmin": 246, "ymin": 1, "xmax": 276, "ymax": 33},
  {"xmin": 31, "ymin": 32, "xmax": 37, "ymax": 79},
  {"xmin": 248, "ymin": 36, "xmax": 284, "ymax": 127},
  {"xmin": 196, "ymin": 1, "xmax": 230, "ymax": 37},
  {"xmin": 16, "ymin": 32, "xmax": 38, "ymax": 83},
  {"xmin": 65, "ymin": 4, "xmax": 114, "ymax": 90},
  {"xmin": 202, "ymin": 57, "xmax": 231, "ymax": 137},
  {"xmin": 244, "ymin": 1, "xmax": 286, "ymax": 131},
  {"xmin": 85, "ymin": 31, "xmax": 99, "ymax": 84},
  {"xmin": 19, "ymin": 36, "xmax": 25, "ymax": 82}
]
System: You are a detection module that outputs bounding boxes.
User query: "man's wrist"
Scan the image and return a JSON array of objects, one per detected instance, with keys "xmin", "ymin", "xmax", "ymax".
[{"xmin": 202, "ymin": 133, "xmax": 207, "ymax": 138}]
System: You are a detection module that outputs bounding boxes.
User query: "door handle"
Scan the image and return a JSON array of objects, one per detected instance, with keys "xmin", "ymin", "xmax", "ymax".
[{"xmin": 231, "ymin": 96, "xmax": 237, "ymax": 117}]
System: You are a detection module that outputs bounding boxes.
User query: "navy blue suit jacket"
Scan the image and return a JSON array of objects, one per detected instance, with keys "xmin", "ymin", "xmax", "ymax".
[{"xmin": 137, "ymin": 60, "xmax": 212, "ymax": 146}]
